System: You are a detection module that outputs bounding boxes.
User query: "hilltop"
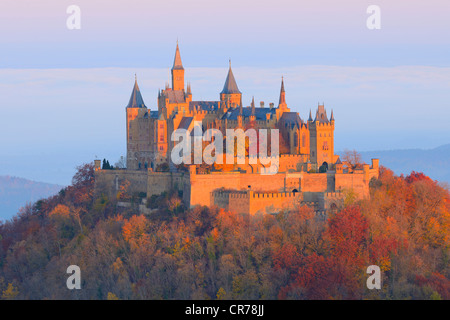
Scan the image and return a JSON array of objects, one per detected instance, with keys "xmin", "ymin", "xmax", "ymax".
[{"xmin": 0, "ymin": 163, "xmax": 449, "ymax": 300}]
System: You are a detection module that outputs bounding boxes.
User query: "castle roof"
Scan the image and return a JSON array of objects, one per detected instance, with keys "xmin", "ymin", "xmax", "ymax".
[
  {"xmin": 163, "ymin": 90, "xmax": 186, "ymax": 104},
  {"xmin": 189, "ymin": 101, "xmax": 220, "ymax": 111},
  {"xmin": 220, "ymin": 62, "xmax": 241, "ymax": 95},
  {"xmin": 178, "ymin": 116, "xmax": 193, "ymax": 130},
  {"xmin": 172, "ymin": 42, "xmax": 184, "ymax": 70},
  {"xmin": 279, "ymin": 112, "xmax": 303, "ymax": 129},
  {"xmin": 149, "ymin": 111, "xmax": 159, "ymax": 119},
  {"xmin": 222, "ymin": 106, "xmax": 276, "ymax": 121},
  {"xmin": 313, "ymin": 104, "xmax": 330, "ymax": 124},
  {"xmin": 126, "ymin": 76, "xmax": 146, "ymax": 108}
]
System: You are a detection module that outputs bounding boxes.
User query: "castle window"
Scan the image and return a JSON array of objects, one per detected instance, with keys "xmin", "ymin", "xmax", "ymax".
[{"xmin": 323, "ymin": 141, "xmax": 329, "ymax": 151}]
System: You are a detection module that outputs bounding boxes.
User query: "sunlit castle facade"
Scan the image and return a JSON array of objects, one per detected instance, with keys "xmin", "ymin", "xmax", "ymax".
[
  {"xmin": 125, "ymin": 42, "xmax": 336, "ymax": 172},
  {"xmin": 95, "ymin": 42, "xmax": 379, "ymax": 216}
]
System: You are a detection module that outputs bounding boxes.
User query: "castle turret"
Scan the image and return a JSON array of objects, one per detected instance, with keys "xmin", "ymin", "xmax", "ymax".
[
  {"xmin": 238, "ymin": 103, "xmax": 243, "ymax": 127},
  {"xmin": 127, "ymin": 75, "xmax": 146, "ymax": 109},
  {"xmin": 276, "ymin": 77, "xmax": 290, "ymax": 120},
  {"xmin": 186, "ymin": 81, "xmax": 192, "ymax": 96},
  {"xmin": 126, "ymin": 75, "xmax": 149, "ymax": 170},
  {"xmin": 220, "ymin": 60, "xmax": 242, "ymax": 107},
  {"xmin": 250, "ymin": 96, "xmax": 256, "ymax": 122}
]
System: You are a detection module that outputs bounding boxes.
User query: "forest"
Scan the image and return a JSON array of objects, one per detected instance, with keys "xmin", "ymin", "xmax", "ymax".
[{"xmin": 0, "ymin": 163, "xmax": 449, "ymax": 300}]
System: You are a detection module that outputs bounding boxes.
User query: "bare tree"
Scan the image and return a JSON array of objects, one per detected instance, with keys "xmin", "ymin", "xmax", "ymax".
[
  {"xmin": 341, "ymin": 149, "xmax": 362, "ymax": 169},
  {"xmin": 114, "ymin": 156, "xmax": 126, "ymax": 169}
]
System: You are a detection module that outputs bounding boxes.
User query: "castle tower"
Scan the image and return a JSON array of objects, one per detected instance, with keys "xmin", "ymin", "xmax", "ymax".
[
  {"xmin": 171, "ymin": 41, "xmax": 185, "ymax": 91},
  {"xmin": 276, "ymin": 77, "xmax": 290, "ymax": 120},
  {"xmin": 155, "ymin": 112, "xmax": 168, "ymax": 161},
  {"xmin": 126, "ymin": 75, "xmax": 149, "ymax": 170},
  {"xmin": 309, "ymin": 104, "xmax": 335, "ymax": 170},
  {"xmin": 220, "ymin": 61, "xmax": 242, "ymax": 107}
]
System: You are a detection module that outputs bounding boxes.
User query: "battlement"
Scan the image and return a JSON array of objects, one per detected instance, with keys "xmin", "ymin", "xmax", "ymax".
[
  {"xmin": 325, "ymin": 191, "xmax": 342, "ymax": 199},
  {"xmin": 250, "ymin": 191, "xmax": 300, "ymax": 199}
]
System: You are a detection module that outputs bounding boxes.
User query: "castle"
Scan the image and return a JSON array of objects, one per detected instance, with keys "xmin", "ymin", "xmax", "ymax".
[{"xmin": 94, "ymin": 43, "xmax": 379, "ymax": 215}]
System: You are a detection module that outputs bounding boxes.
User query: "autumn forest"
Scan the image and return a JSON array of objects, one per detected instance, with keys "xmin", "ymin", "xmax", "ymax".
[{"xmin": 1, "ymin": 164, "xmax": 450, "ymax": 300}]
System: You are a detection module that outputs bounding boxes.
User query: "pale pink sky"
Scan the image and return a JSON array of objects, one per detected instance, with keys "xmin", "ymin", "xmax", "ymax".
[{"xmin": 1, "ymin": 0, "xmax": 449, "ymax": 45}]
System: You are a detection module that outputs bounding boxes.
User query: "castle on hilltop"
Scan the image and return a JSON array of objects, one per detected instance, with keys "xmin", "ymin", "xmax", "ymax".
[{"xmin": 94, "ymin": 43, "xmax": 379, "ymax": 216}]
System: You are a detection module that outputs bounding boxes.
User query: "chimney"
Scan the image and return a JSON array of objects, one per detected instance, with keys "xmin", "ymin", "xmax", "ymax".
[
  {"xmin": 260, "ymin": 101, "xmax": 264, "ymax": 108},
  {"xmin": 269, "ymin": 103, "xmax": 274, "ymax": 109}
]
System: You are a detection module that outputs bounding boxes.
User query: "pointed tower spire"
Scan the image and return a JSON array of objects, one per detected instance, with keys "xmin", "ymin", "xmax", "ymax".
[
  {"xmin": 278, "ymin": 76, "xmax": 287, "ymax": 108},
  {"xmin": 308, "ymin": 109, "xmax": 313, "ymax": 122},
  {"xmin": 186, "ymin": 81, "xmax": 191, "ymax": 95},
  {"xmin": 171, "ymin": 41, "xmax": 185, "ymax": 91},
  {"xmin": 251, "ymin": 96, "xmax": 256, "ymax": 115},
  {"xmin": 172, "ymin": 41, "xmax": 183, "ymax": 70},
  {"xmin": 330, "ymin": 109, "xmax": 334, "ymax": 121},
  {"xmin": 126, "ymin": 75, "xmax": 146, "ymax": 108},
  {"xmin": 221, "ymin": 61, "xmax": 241, "ymax": 94}
]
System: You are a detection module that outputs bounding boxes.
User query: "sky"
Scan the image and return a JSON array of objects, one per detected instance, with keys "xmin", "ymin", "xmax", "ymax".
[{"xmin": 0, "ymin": 0, "xmax": 450, "ymax": 185}]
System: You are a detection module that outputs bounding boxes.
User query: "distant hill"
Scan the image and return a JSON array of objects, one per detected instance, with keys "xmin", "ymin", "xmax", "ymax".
[
  {"xmin": 0, "ymin": 176, "xmax": 64, "ymax": 221},
  {"xmin": 356, "ymin": 144, "xmax": 450, "ymax": 184}
]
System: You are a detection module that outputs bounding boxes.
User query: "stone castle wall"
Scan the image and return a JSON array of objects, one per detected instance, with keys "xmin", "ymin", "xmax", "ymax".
[
  {"xmin": 94, "ymin": 169, "xmax": 147, "ymax": 198},
  {"xmin": 211, "ymin": 190, "xmax": 301, "ymax": 215},
  {"xmin": 93, "ymin": 158, "xmax": 379, "ymax": 215}
]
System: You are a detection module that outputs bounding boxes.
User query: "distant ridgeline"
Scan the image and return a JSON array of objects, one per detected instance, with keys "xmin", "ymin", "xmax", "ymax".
[
  {"xmin": 0, "ymin": 176, "xmax": 63, "ymax": 221},
  {"xmin": 94, "ymin": 43, "xmax": 380, "ymax": 216}
]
